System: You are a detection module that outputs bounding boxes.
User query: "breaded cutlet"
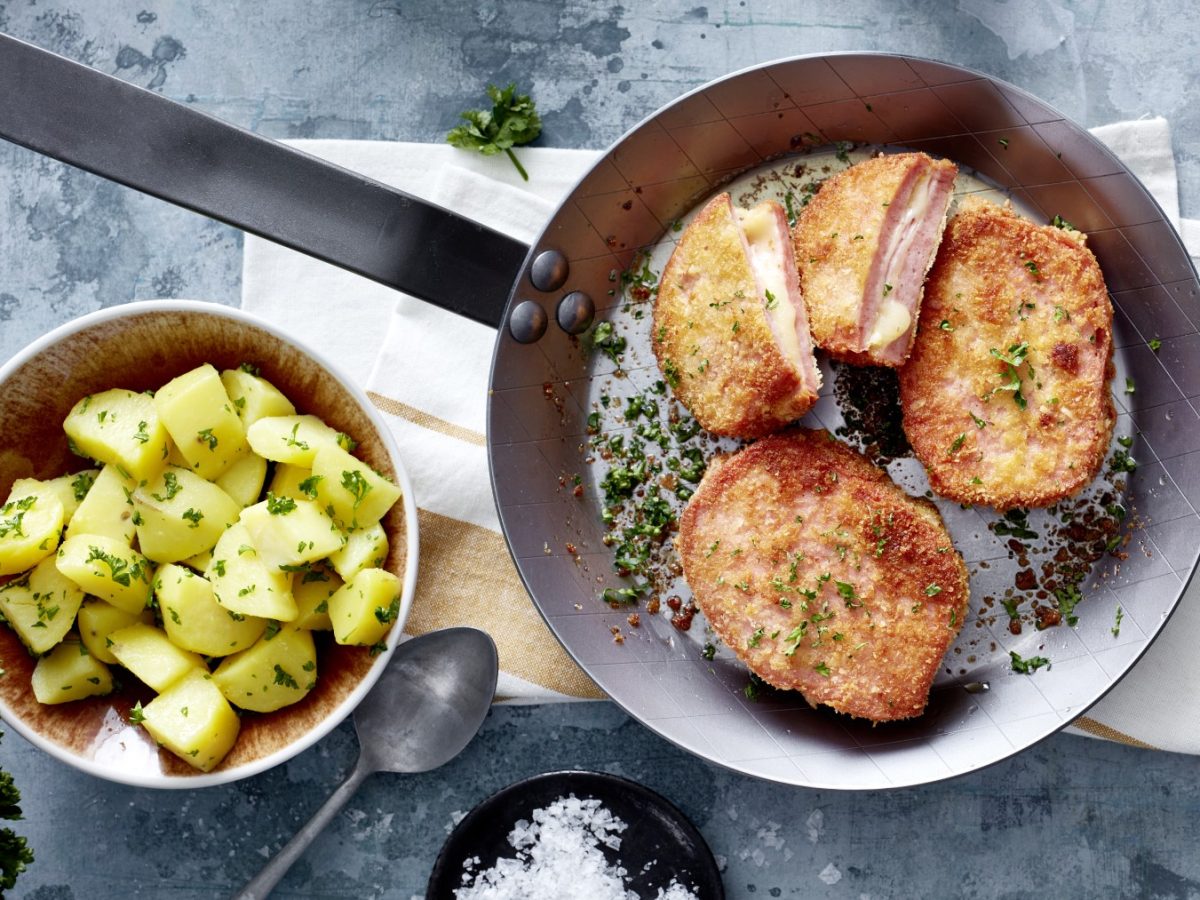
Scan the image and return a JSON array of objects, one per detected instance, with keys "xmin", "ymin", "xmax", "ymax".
[
  {"xmin": 654, "ymin": 193, "xmax": 821, "ymax": 438},
  {"xmin": 678, "ymin": 429, "xmax": 969, "ymax": 723},
  {"xmin": 899, "ymin": 197, "xmax": 1115, "ymax": 510},
  {"xmin": 794, "ymin": 152, "xmax": 957, "ymax": 367}
]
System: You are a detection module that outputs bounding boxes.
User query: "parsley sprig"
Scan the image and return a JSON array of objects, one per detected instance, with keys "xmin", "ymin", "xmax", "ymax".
[{"xmin": 447, "ymin": 83, "xmax": 542, "ymax": 181}]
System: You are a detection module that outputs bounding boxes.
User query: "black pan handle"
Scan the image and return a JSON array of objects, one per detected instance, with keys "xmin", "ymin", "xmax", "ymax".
[{"xmin": 0, "ymin": 32, "xmax": 529, "ymax": 329}]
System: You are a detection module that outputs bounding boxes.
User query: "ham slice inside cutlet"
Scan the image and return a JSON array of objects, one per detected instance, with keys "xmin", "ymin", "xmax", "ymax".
[
  {"xmin": 860, "ymin": 159, "xmax": 957, "ymax": 364},
  {"xmin": 735, "ymin": 201, "xmax": 822, "ymax": 397}
]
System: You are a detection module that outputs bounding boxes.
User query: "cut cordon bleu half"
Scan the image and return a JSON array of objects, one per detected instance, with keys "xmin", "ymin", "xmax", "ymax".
[
  {"xmin": 653, "ymin": 193, "xmax": 822, "ymax": 438},
  {"xmin": 793, "ymin": 152, "xmax": 957, "ymax": 367}
]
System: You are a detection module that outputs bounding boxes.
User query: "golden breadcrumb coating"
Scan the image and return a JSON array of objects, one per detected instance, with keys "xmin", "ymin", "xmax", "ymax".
[
  {"xmin": 794, "ymin": 152, "xmax": 957, "ymax": 367},
  {"xmin": 653, "ymin": 193, "xmax": 819, "ymax": 438},
  {"xmin": 678, "ymin": 429, "xmax": 969, "ymax": 722},
  {"xmin": 899, "ymin": 197, "xmax": 1115, "ymax": 510}
]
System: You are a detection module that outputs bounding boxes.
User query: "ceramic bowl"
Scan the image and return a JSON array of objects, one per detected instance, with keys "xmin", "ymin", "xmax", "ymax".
[{"xmin": 0, "ymin": 299, "xmax": 419, "ymax": 787}]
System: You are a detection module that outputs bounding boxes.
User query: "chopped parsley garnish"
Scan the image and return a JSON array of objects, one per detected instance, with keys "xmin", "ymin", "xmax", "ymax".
[
  {"xmin": 70, "ymin": 471, "xmax": 96, "ymax": 501},
  {"xmin": 662, "ymin": 358, "xmax": 681, "ymax": 388},
  {"xmin": 747, "ymin": 627, "xmax": 765, "ymax": 648},
  {"xmin": 1125, "ymin": 377, "xmax": 1135, "ymax": 395},
  {"xmin": 336, "ymin": 432, "xmax": 358, "ymax": 453},
  {"xmin": 281, "ymin": 425, "xmax": 308, "ymax": 452},
  {"xmin": 948, "ymin": 433, "xmax": 966, "ymax": 455},
  {"xmin": 989, "ymin": 342, "xmax": 1030, "ymax": 410},
  {"xmin": 998, "ymin": 137, "xmax": 1010, "ymax": 148},
  {"xmin": 1024, "ymin": 260, "xmax": 1040, "ymax": 276},
  {"xmin": 1112, "ymin": 606, "xmax": 1124, "ymax": 637},
  {"xmin": 1053, "ymin": 305, "xmax": 1070, "ymax": 323},
  {"xmin": 298, "ymin": 475, "xmax": 323, "ymax": 499},
  {"xmin": 181, "ymin": 508, "xmax": 203, "ymax": 528},
  {"xmin": 272, "ymin": 665, "xmax": 299, "ymax": 690},
  {"xmin": 589, "ymin": 321, "xmax": 627, "ymax": 367},
  {"xmin": 1148, "ymin": 338, "xmax": 1162, "ymax": 352},
  {"xmin": 1053, "ymin": 582, "xmax": 1082, "ymax": 627},
  {"xmin": 814, "ymin": 661, "xmax": 832, "ymax": 678},
  {"xmin": 0, "ymin": 497, "xmax": 35, "ymax": 539},
  {"xmin": 238, "ymin": 362, "xmax": 261, "ymax": 376},
  {"xmin": 340, "ymin": 470, "xmax": 372, "ymax": 510},
  {"xmin": 1009, "ymin": 651, "xmax": 1050, "ymax": 674},
  {"xmin": 764, "ymin": 289, "xmax": 778, "ymax": 310},
  {"xmin": 939, "ymin": 319, "xmax": 954, "ymax": 331},
  {"xmin": 374, "ymin": 596, "xmax": 400, "ymax": 624},
  {"xmin": 129, "ymin": 701, "xmax": 146, "ymax": 725},
  {"xmin": 85, "ymin": 546, "xmax": 139, "ymax": 587},
  {"xmin": 970, "ymin": 412, "xmax": 987, "ymax": 429},
  {"xmin": 993, "ymin": 508, "xmax": 1038, "ymax": 540},
  {"xmin": 196, "ymin": 428, "xmax": 218, "ymax": 450},
  {"xmin": 265, "ymin": 492, "xmax": 297, "ymax": 516},
  {"xmin": 882, "ymin": 283, "xmax": 893, "ymax": 296},
  {"xmin": 133, "ymin": 421, "xmax": 150, "ymax": 444},
  {"xmin": 925, "ymin": 583, "xmax": 942, "ymax": 596},
  {"xmin": 152, "ymin": 471, "xmax": 182, "ymax": 502},
  {"xmin": 835, "ymin": 581, "xmax": 856, "ymax": 602},
  {"xmin": 1050, "ymin": 214, "xmax": 1077, "ymax": 231},
  {"xmin": 1109, "ymin": 450, "xmax": 1137, "ymax": 474}
]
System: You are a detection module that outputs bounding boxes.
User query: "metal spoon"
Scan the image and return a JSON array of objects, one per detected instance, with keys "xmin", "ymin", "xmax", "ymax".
[{"xmin": 233, "ymin": 627, "xmax": 499, "ymax": 899}]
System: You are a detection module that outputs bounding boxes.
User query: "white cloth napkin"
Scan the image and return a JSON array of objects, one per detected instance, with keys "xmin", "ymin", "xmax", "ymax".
[{"xmin": 242, "ymin": 123, "xmax": 1200, "ymax": 745}]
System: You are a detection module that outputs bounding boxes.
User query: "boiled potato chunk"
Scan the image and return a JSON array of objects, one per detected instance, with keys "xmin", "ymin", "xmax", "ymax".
[
  {"xmin": 67, "ymin": 464, "xmax": 136, "ymax": 545},
  {"xmin": 328, "ymin": 522, "xmax": 388, "ymax": 582},
  {"xmin": 31, "ymin": 634, "xmax": 113, "ymax": 704},
  {"xmin": 56, "ymin": 534, "xmax": 154, "ymax": 615},
  {"xmin": 133, "ymin": 467, "xmax": 240, "ymax": 563},
  {"xmin": 245, "ymin": 415, "xmax": 341, "ymax": 467},
  {"xmin": 62, "ymin": 389, "xmax": 168, "ymax": 482},
  {"xmin": 312, "ymin": 444, "xmax": 401, "ymax": 532},
  {"xmin": 267, "ymin": 463, "xmax": 315, "ymax": 502},
  {"xmin": 215, "ymin": 452, "xmax": 268, "ymax": 509},
  {"xmin": 292, "ymin": 565, "xmax": 341, "ymax": 631},
  {"xmin": 181, "ymin": 548, "xmax": 213, "ymax": 573},
  {"xmin": 141, "ymin": 669, "xmax": 239, "ymax": 773},
  {"xmin": 329, "ymin": 568, "xmax": 401, "ymax": 646},
  {"xmin": 213, "ymin": 625, "xmax": 317, "ymax": 713},
  {"xmin": 11, "ymin": 469, "xmax": 97, "ymax": 526},
  {"xmin": 108, "ymin": 622, "xmax": 204, "ymax": 692},
  {"xmin": 0, "ymin": 554, "xmax": 86, "ymax": 653},
  {"xmin": 0, "ymin": 487, "xmax": 64, "ymax": 575},
  {"xmin": 77, "ymin": 599, "xmax": 154, "ymax": 664},
  {"xmin": 240, "ymin": 496, "xmax": 344, "ymax": 571},
  {"xmin": 207, "ymin": 522, "xmax": 296, "ymax": 621},
  {"xmin": 156, "ymin": 563, "xmax": 267, "ymax": 656},
  {"xmin": 220, "ymin": 368, "xmax": 296, "ymax": 426},
  {"xmin": 154, "ymin": 364, "xmax": 247, "ymax": 480}
]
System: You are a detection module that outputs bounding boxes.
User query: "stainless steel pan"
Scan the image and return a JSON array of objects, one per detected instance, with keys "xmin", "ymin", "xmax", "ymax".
[{"xmin": 3, "ymin": 36, "xmax": 1195, "ymax": 789}]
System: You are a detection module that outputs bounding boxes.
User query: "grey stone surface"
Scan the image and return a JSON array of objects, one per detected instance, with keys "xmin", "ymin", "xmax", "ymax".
[{"xmin": 2, "ymin": 1, "xmax": 1200, "ymax": 897}]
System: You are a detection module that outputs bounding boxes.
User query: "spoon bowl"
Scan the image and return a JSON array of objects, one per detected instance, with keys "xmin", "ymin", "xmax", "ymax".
[{"xmin": 234, "ymin": 627, "xmax": 499, "ymax": 900}]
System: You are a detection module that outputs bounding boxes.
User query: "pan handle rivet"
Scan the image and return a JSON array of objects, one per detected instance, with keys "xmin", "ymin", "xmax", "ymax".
[
  {"xmin": 530, "ymin": 249, "xmax": 569, "ymax": 292},
  {"xmin": 556, "ymin": 291, "xmax": 595, "ymax": 335},
  {"xmin": 509, "ymin": 299, "xmax": 548, "ymax": 343}
]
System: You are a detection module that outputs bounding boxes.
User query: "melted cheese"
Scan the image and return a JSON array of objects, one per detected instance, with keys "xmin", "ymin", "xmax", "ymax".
[
  {"xmin": 867, "ymin": 299, "xmax": 912, "ymax": 349},
  {"xmin": 736, "ymin": 205, "xmax": 805, "ymax": 366}
]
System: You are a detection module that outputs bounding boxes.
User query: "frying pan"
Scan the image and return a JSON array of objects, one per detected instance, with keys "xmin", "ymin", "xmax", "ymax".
[{"xmin": 2, "ymin": 36, "xmax": 1197, "ymax": 789}]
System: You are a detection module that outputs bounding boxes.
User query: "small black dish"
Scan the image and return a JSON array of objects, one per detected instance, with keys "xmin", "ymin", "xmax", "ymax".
[{"xmin": 427, "ymin": 770, "xmax": 725, "ymax": 899}]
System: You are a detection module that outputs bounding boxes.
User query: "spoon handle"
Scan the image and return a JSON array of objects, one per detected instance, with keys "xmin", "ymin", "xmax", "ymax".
[{"xmin": 231, "ymin": 754, "xmax": 373, "ymax": 900}]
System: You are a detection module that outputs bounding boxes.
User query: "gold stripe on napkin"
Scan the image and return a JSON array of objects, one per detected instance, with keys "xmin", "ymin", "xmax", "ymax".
[
  {"xmin": 404, "ymin": 508, "xmax": 604, "ymax": 701},
  {"xmin": 1071, "ymin": 716, "xmax": 1158, "ymax": 750}
]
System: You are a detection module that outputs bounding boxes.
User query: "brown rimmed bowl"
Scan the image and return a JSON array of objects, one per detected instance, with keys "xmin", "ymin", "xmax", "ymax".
[{"xmin": 0, "ymin": 299, "xmax": 420, "ymax": 787}]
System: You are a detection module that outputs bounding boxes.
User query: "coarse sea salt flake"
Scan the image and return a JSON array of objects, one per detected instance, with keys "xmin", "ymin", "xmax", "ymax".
[{"xmin": 454, "ymin": 794, "xmax": 700, "ymax": 900}]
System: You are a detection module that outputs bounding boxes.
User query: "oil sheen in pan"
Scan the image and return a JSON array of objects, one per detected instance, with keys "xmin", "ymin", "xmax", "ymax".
[{"xmin": 581, "ymin": 143, "xmax": 1137, "ymax": 702}]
